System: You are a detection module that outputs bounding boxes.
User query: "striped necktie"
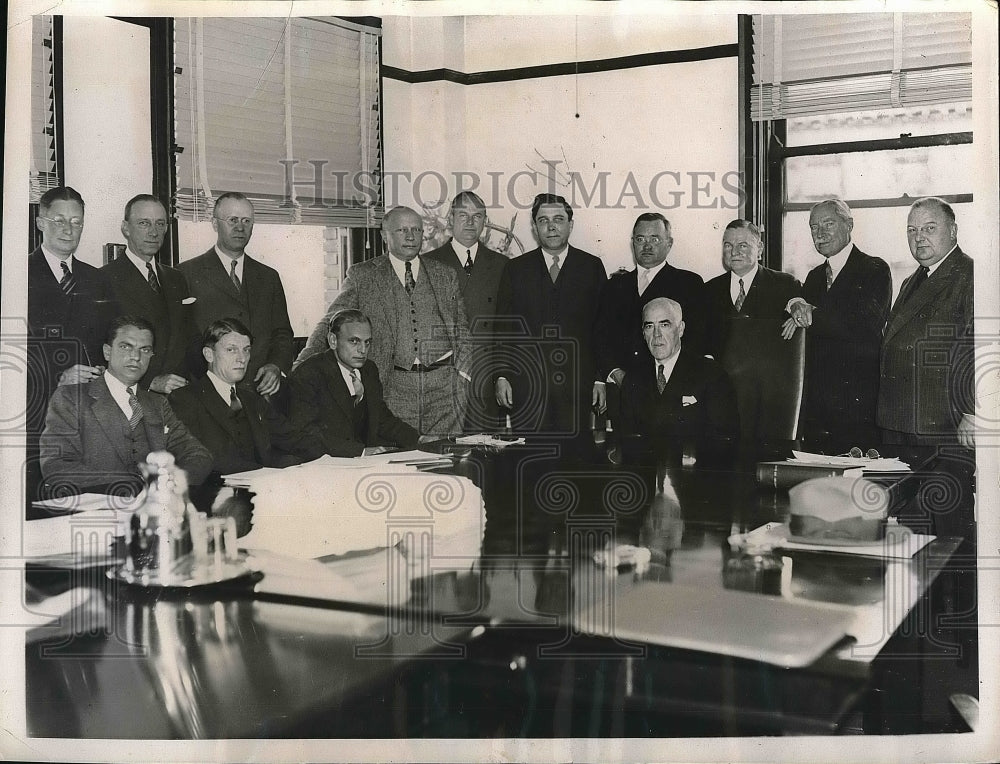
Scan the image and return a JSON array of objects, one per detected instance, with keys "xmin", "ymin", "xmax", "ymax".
[
  {"xmin": 404, "ymin": 261, "xmax": 415, "ymax": 294},
  {"xmin": 59, "ymin": 261, "xmax": 77, "ymax": 295},
  {"xmin": 146, "ymin": 262, "xmax": 161, "ymax": 294},
  {"xmin": 351, "ymin": 369, "xmax": 364, "ymax": 405},
  {"xmin": 229, "ymin": 386, "xmax": 242, "ymax": 413},
  {"xmin": 229, "ymin": 259, "xmax": 242, "ymax": 292},
  {"xmin": 825, "ymin": 261, "xmax": 834, "ymax": 291},
  {"xmin": 734, "ymin": 278, "xmax": 746, "ymax": 312},
  {"xmin": 127, "ymin": 387, "xmax": 143, "ymax": 430}
]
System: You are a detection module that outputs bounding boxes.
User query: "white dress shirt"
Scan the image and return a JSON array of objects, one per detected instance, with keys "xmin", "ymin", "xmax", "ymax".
[
  {"xmin": 126, "ymin": 249, "xmax": 159, "ymax": 280},
  {"xmin": 104, "ymin": 371, "xmax": 138, "ymax": 420},
  {"xmin": 729, "ymin": 263, "xmax": 759, "ymax": 305},
  {"xmin": 637, "ymin": 260, "xmax": 668, "ymax": 294},
  {"xmin": 206, "ymin": 370, "xmax": 237, "ymax": 405},
  {"xmin": 450, "ymin": 240, "xmax": 480, "ymax": 263},
  {"xmin": 215, "ymin": 246, "xmax": 245, "ymax": 283},
  {"xmin": 388, "ymin": 253, "xmax": 420, "ymax": 285},
  {"xmin": 41, "ymin": 246, "xmax": 74, "ymax": 282}
]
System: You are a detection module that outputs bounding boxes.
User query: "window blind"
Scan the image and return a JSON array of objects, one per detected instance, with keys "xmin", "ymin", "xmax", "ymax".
[
  {"xmin": 174, "ymin": 16, "xmax": 382, "ymax": 226},
  {"xmin": 30, "ymin": 15, "xmax": 60, "ymax": 203},
  {"xmin": 750, "ymin": 12, "xmax": 972, "ymax": 121}
]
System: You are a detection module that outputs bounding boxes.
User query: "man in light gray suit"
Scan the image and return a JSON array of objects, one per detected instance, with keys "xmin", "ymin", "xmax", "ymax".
[
  {"xmin": 423, "ymin": 190, "xmax": 507, "ymax": 431},
  {"xmin": 40, "ymin": 315, "xmax": 213, "ymax": 496},
  {"xmin": 296, "ymin": 206, "xmax": 471, "ymax": 436}
]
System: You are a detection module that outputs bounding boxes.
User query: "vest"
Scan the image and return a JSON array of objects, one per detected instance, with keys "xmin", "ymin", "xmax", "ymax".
[
  {"xmin": 229, "ymin": 404, "xmax": 260, "ymax": 465},
  {"xmin": 390, "ymin": 270, "xmax": 451, "ymax": 367}
]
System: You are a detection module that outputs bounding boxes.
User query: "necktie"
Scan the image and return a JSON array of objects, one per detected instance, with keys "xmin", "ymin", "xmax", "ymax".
[
  {"xmin": 902, "ymin": 266, "xmax": 930, "ymax": 305},
  {"xmin": 59, "ymin": 261, "xmax": 77, "ymax": 295},
  {"xmin": 229, "ymin": 259, "xmax": 242, "ymax": 292},
  {"xmin": 351, "ymin": 369, "xmax": 364, "ymax": 405},
  {"xmin": 825, "ymin": 261, "xmax": 834, "ymax": 291},
  {"xmin": 404, "ymin": 260, "xmax": 415, "ymax": 294},
  {"xmin": 656, "ymin": 364, "xmax": 667, "ymax": 394},
  {"xmin": 637, "ymin": 269, "xmax": 650, "ymax": 295},
  {"xmin": 464, "ymin": 250, "xmax": 473, "ymax": 277},
  {"xmin": 146, "ymin": 262, "xmax": 161, "ymax": 294},
  {"xmin": 734, "ymin": 278, "xmax": 746, "ymax": 312},
  {"xmin": 127, "ymin": 387, "xmax": 143, "ymax": 430},
  {"xmin": 229, "ymin": 386, "xmax": 242, "ymax": 413},
  {"xmin": 549, "ymin": 254, "xmax": 561, "ymax": 284}
]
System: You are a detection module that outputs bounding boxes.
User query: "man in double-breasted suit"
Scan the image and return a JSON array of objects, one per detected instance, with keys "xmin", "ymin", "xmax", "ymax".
[
  {"xmin": 40, "ymin": 316, "xmax": 212, "ymax": 496},
  {"xmin": 424, "ymin": 191, "xmax": 507, "ymax": 431},
  {"xmin": 170, "ymin": 318, "xmax": 308, "ymax": 476},
  {"xmin": 102, "ymin": 195, "xmax": 199, "ymax": 394},
  {"xmin": 296, "ymin": 206, "xmax": 471, "ymax": 436},
  {"xmin": 494, "ymin": 194, "xmax": 608, "ymax": 443},
  {"xmin": 616, "ymin": 298, "xmax": 739, "ymax": 471},
  {"xmin": 786, "ymin": 199, "xmax": 892, "ymax": 454},
  {"xmin": 289, "ymin": 309, "xmax": 419, "ymax": 457},
  {"xmin": 178, "ymin": 192, "xmax": 294, "ymax": 397}
]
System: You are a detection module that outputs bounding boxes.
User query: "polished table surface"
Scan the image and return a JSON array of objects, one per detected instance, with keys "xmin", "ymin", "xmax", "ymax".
[{"xmin": 23, "ymin": 442, "xmax": 976, "ymax": 738}]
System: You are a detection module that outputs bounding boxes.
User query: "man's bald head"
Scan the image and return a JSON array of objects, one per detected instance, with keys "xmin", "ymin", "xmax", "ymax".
[{"xmin": 382, "ymin": 206, "xmax": 423, "ymax": 261}]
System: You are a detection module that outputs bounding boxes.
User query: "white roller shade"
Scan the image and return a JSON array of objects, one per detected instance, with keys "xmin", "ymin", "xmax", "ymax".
[
  {"xmin": 30, "ymin": 15, "xmax": 60, "ymax": 202},
  {"xmin": 750, "ymin": 12, "xmax": 972, "ymax": 121},
  {"xmin": 174, "ymin": 16, "xmax": 382, "ymax": 226}
]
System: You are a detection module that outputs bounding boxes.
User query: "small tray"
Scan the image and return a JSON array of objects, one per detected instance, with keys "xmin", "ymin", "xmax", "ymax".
[{"xmin": 107, "ymin": 551, "xmax": 253, "ymax": 589}]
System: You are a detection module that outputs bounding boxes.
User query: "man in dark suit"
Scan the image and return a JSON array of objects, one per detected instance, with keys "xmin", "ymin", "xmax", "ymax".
[
  {"xmin": 616, "ymin": 298, "xmax": 739, "ymax": 471},
  {"xmin": 40, "ymin": 315, "xmax": 212, "ymax": 496},
  {"xmin": 26, "ymin": 186, "xmax": 118, "ymax": 513},
  {"xmin": 296, "ymin": 206, "xmax": 471, "ymax": 436},
  {"xmin": 289, "ymin": 309, "xmax": 419, "ymax": 457},
  {"xmin": 878, "ymin": 198, "xmax": 975, "ymax": 538},
  {"xmin": 704, "ymin": 220, "xmax": 802, "ymax": 448},
  {"xmin": 102, "ymin": 194, "xmax": 199, "ymax": 394},
  {"xmin": 494, "ymin": 194, "xmax": 608, "ymax": 442},
  {"xmin": 178, "ymin": 192, "xmax": 293, "ymax": 396},
  {"xmin": 595, "ymin": 212, "xmax": 706, "ymax": 391},
  {"xmin": 424, "ymin": 190, "xmax": 507, "ymax": 432},
  {"xmin": 785, "ymin": 199, "xmax": 891, "ymax": 454},
  {"xmin": 170, "ymin": 318, "xmax": 308, "ymax": 476}
]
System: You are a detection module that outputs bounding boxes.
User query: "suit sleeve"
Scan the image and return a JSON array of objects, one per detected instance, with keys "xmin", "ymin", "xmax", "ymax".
[
  {"xmin": 808, "ymin": 260, "xmax": 891, "ymax": 345},
  {"xmin": 39, "ymin": 386, "xmax": 88, "ymax": 487},
  {"xmin": 287, "ymin": 362, "xmax": 362, "ymax": 458},
  {"xmin": 695, "ymin": 360, "xmax": 740, "ymax": 470},
  {"xmin": 492, "ymin": 263, "xmax": 517, "ymax": 382},
  {"xmin": 159, "ymin": 397, "xmax": 214, "ymax": 486},
  {"xmin": 265, "ymin": 272, "xmax": 295, "ymax": 373},
  {"xmin": 444, "ymin": 266, "xmax": 473, "ymax": 377}
]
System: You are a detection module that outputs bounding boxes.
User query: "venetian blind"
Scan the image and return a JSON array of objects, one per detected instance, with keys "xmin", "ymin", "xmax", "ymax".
[
  {"xmin": 174, "ymin": 16, "xmax": 382, "ymax": 226},
  {"xmin": 30, "ymin": 15, "xmax": 60, "ymax": 203},
  {"xmin": 750, "ymin": 13, "xmax": 972, "ymax": 121}
]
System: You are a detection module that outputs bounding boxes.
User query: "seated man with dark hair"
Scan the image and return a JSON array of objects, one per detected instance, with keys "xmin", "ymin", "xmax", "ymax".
[
  {"xmin": 289, "ymin": 309, "xmax": 419, "ymax": 457},
  {"xmin": 40, "ymin": 315, "xmax": 213, "ymax": 496},
  {"xmin": 616, "ymin": 298, "xmax": 740, "ymax": 472},
  {"xmin": 170, "ymin": 318, "xmax": 310, "ymax": 476}
]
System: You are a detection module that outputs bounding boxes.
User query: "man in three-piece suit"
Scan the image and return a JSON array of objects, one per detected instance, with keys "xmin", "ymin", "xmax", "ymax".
[
  {"xmin": 26, "ymin": 186, "xmax": 118, "ymax": 513},
  {"xmin": 170, "ymin": 318, "xmax": 308, "ymax": 477},
  {"xmin": 495, "ymin": 194, "xmax": 608, "ymax": 443},
  {"xmin": 296, "ymin": 206, "xmax": 471, "ymax": 436},
  {"xmin": 786, "ymin": 199, "xmax": 892, "ymax": 454},
  {"xmin": 704, "ymin": 220, "xmax": 802, "ymax": 446},
  {"xmin": 424, "ymin": 191, "xmax": 507, "ymax": 431},
  {"xmin": 878, "ymin": 199, "xmax": 976, "ymax": 541},
  {"xmin": 595, "ymin": 212, "xmax": 706, "ymax": 391},
  {"xmin": 40, "ymin": 316, "xmax": 212, "ymax": 496},
  {"xmin": 102, "ymin": 195, "xmax": 199, "ymax": 394},
  {"xmin": 290, "ymin": 309, "xmax": 419, "ymax": 457},
  {"xmin": 178, "ymin": 192, "xmax": 294, "ymax": 397},
  {"xmin": 616, "ymin": 298, "xmax": 739, "ymax": 471}
]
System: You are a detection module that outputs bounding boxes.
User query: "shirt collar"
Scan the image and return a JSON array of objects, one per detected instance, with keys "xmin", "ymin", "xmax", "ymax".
[
  {"xmin": 336, "ymin": 359, "xmax": 359, "ymax": 390},
  {"xmin": 40, "ymin": 246, "xmax": 73, "ymax": 281},
  {"xmin": 388, "ymin": 253, "xmax": 420, "ymax": 283},
  {"xmin": 206, "ymin": 370, "xmax": 236, "ymax": 402},
  {"xmin": 637, "ymin": 260, "xmax": 668, "ymax": 282},
  {"xmin": 825, "ymin": 241, "xmax": 853, "ymax": 274},
  {"xmin": 125, "ymin": 249, "xmax": 157, "ymax": 277},
  {"xmin": 450, "ymin": 239, "xmax": 479, "ymax": 261},
  {"xmin": 927, "ymin": 245, "xmax": 958, "ymax": 276},
  {"xmin": 215, "ymin": 246, "xmax": 245, "ymax": 270},
  {"xmin": 103, "ymin": 370, "xmax": 136, "ymax": 416},
  {"xmin": 730, "ymin": 262, "xmax": 759, "ymax": 289},
  {"xmin": 653, "ymin": 350, "xmax": 681, "ymax": 383},
  {"xmin": 542, "ymin": 246, "xmax": 569, "ymax": 263}
]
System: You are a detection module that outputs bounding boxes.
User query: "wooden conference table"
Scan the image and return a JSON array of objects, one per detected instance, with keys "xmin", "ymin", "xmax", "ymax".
[{"xmin": 23, "ymin": 440, "xmax": 976, "ymax": 739}]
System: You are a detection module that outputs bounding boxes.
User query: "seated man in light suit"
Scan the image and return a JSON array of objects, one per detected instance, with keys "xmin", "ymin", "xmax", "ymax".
[
  {"xmin": 40, "ymin": 315, "xmax": 213, "ymax": 496},
  {"xmin": 295, "ymin": 206, "xmax": 471, "ymax": 436},
  {"xmin": 289, "ymin": 309, "xmax": 420, "ymax": 457},
  {"xmin": 615, "ymin": 298, "xmax": 740, "ymax": 471},
  {"xmin": 170, "ymin": 318, "xmax": 309, "ymax": 477}
]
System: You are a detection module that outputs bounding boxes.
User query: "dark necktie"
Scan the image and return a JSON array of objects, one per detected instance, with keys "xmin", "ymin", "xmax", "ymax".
[
  {"xmin": 734, "ymin": 278, "xmax": 746, "ymax": 312},
  {"xmin": 229, "ymin": 386, "xmax": 242, "ymax": 413},
  {"xmin": 404, "ymin": 260, "xmax": 415, "ymax": 295},
  {"xmin": 656, "ymin": 364, "xmax": 667, "ymax": 394},
  {"xmin": 549, "ymin": 254, "xmax": 561, "ymax": 283},
  {"xmin": 464, "ymin": 250, "xmax": 473, "ymax": 277},
  {"xmin": 59, "ymin": 261, "xmax": 77, "ymax": 295},
  {"xmin": 230, "ymin": 259, "xmax": 242, "ymax": 292},
  {"xmin": 825, "ymin": 261, "xmax": 834, "ymax": 291},
  {"xmin": 127, "ymin": 387, "xmax": 143, "ymax": 430},
  {"xmin": 351, "ymin": 369, "xmax": 364, "ymax": 405},
  {"xmin": 902, "ymin": 266, "xmax": 930, "ymax": 305},
  {"xmin": 146, "ymin": 262, "xmax": 161, "ymax": 294}
]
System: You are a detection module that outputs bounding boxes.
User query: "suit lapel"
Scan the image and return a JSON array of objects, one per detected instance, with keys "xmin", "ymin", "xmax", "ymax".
[
  {"xmin": 138, "ymin": 390, "xmax": 168, "ymax": 451},
  {"xmin": 322, "ymin": 353, "xmax": 355, "ymax": 419},
  {"xmin": 236, "ymin": 384, "xmax": 271, "ymax": 460},
  {"xmin": 202, "ymin": 251, "xmax": 243, "ymax": 302},
  {"xmin": 89, "ymin": 378, "xmax": 134, "ymax": 466},
  {"xmin": 197, "ymin": 376, "xmax": 241, "ymax": 438},
  {"xmin": 884, "ymin": 251, "xmax": 961, "ymax": 342}
]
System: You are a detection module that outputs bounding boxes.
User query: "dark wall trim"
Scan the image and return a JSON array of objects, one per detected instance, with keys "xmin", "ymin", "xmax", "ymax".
[
  {"xmin": 778, "ymin": 132, "xmax": 974, "ymax": 159},
  {"xmin": 737, "ymin": 15, "xmax": 753, "ymax": 224},
  {"xmin": 383, "ymin": 43, "xmax": 738, "ymax": 85}
]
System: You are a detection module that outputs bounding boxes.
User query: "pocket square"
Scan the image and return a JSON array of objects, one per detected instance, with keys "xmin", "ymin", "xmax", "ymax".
[
  {"xmin": 181, "ymin": 297, "xmax": 197, "ymax": 305},
  {"xmin": 682, "ymin": 396, "xmax": 698, "ymax": 406}
]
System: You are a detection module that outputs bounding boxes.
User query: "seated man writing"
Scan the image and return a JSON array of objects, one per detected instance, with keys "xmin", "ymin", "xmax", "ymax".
[
  {"xmin": 40, "ymin": 315, "xmax": 213, "ymax": 496},
  {"xmin": 615, "ymin": 298, "xmax": 740, "ymax": 472},
  {"xmin": 289, "ymin": 309, "xmax": 420, "ymax": 457},
  {"xmin": 170, "ymin": 318, "xmax": 309, "ymax": 476}
]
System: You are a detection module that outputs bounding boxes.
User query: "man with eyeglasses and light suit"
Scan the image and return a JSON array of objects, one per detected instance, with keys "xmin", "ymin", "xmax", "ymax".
[
  {"xmin": 179, "ymin": 192, "xmax": 294, "ymax": 397},
  {"xmin": 102, "ymin": 194, "xmax": 199, "ymax": 394}
]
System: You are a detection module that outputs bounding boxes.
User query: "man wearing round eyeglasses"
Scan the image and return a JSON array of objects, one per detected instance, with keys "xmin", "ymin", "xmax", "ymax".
[
  {"xmin": 39, "ymin": 315, "xmax": 212, "ymax": 496},
  {"xmin": 102, "ymin": 194, "xmax": 199, "ymax": 395},
  {"xmin": 179, "ymin": 192, "xmax": 294, "ymax": 398}
]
